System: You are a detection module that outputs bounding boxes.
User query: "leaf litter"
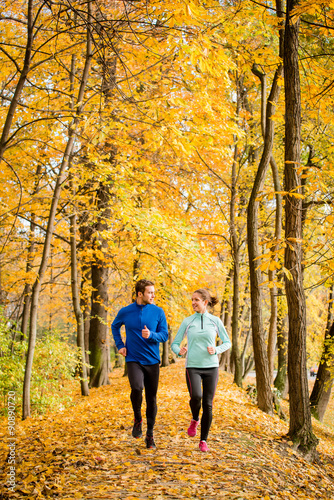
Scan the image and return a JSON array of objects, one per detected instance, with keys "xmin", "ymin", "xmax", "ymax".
[{"xmin": 1, "ymin": 361, "xmax": 334, "ymax": 499}]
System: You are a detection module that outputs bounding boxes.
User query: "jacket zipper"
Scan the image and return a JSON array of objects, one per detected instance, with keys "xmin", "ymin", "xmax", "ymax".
[{"xmin": 201, "ymin": 314, "xmax": 203, "ymax": 330}]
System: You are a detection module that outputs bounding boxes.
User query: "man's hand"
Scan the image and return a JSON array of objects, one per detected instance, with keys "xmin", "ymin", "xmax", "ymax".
[
  {"xmin": 119, "ymin": 347, "xmax": 127, "ymax": 356},
  {"xmin": 142, "ymin": 325, "xmax": 150, "ymax": 339}
]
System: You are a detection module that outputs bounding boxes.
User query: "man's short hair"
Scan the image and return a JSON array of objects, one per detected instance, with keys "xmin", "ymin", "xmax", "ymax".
[{"xmin": 135, "ymin": 279, "xmax": 154, "ymax": 296}]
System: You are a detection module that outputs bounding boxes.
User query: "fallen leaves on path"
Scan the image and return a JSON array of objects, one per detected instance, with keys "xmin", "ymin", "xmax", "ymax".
[{"xmin": 1, "ymin": 361, "xmax": 334, "ymax": 499}]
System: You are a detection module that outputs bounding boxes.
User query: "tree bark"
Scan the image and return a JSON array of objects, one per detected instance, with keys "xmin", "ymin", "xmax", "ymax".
[
  {"xmin": 283, "ymin": 0, "xmax": 318, "ymax": 458},
  {"xmin": 89, "ymin": 183, "xmax": 111, "ymax": 388}
]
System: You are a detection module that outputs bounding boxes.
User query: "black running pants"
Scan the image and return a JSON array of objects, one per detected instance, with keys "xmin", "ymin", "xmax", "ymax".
[
  {"xmin": 186, "ymin": 367, "xmax": 219, "ymax": 441},
  {"xmin": 127, "ymin": 362, "xmax": 160, "ymax": 435}
]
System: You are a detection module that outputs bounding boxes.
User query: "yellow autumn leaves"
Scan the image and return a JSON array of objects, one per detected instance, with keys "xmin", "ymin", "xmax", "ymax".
[{"xmin": 1, "ymin": 361, "xmax": 334, "ymax": 499}]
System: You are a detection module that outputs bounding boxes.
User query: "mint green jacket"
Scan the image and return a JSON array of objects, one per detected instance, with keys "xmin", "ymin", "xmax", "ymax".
[{"xmin": 171, "ymin": 312, "xmax": 231, "ymax": 368}]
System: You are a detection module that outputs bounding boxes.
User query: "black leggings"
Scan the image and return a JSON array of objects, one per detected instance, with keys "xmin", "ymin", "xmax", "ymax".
[
  {"xmin": 186, "ymin": 367, "xmax": 219, "ymax": 441},
  {"xmin": 127, "ymin": 362, "xmax": 160, "ymax": 435}
]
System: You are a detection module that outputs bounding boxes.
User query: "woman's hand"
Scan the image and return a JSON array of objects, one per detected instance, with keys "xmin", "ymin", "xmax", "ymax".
[
  {"xmin": 179, "ymin": 346, "xmax": 188, "ymax": 356},
  {"xmin": 207, "ymin": 346, "xmax": 216, "ymax": 355}
]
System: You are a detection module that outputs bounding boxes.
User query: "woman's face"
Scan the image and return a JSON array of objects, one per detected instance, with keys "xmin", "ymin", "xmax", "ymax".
[{"xmin": 192, "ymin": 293, "xmax": 208, "ymax": 314}]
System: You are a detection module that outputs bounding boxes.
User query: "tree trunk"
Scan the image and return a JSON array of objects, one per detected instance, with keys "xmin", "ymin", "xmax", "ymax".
[
  {"xmin": 247, "ymin": 61, "xmax": 282, "ymax": 414},
  {"xmin": 89, "ymin": 183, "xmax": 111, "ymax": 388},
  {"xmin": 79, "ymin": 231, "xmax": 93, "ymax": 369},
  {"xmin": 161, "ymin": 339, "xmax": 169, "ymax": 367},
  {"xmin": 169, "ymin": 330, "xmax": 176, "ymax": 364},
  {"xmin": 20, "ymin": 218, "xmax": 36, "ymax": 341},
  {"xmin": 228, "ymin": 72, "xmax": 244, "ymax": 387},
  {"xmin": 67, "ymin": 51, "xmax": 89, "ymax": 397},
  {"xmin": 310, "ymin": 287, "xmax": 334, "ymax": 421},
  {"xmin": 267, "ymin": 0, "xmax": 284, "ymax": 378},
  {"xmin": 230, "ymin": 137, "xmax": 242, "ymax": 387},
  {"xmin": 283, "ymin": 0, "xmax": 318, "ymax": 458},
  {"xmin": 220, "ymin": 267, "xmax": 232, "ymax": 322},
  {"xmin": 113, "ymin": 344, "xmax": 124, "ymax": 369},
  {"xmin": 239, "ymin": 281, "xmax": 251, "ymax": 378},
  {"xmin": 219, "ymin": 268, "xmax": 233, "ymax": 370},
  {"xmin": 241, "ymin": 321, "xmax": 253, "ymax": 378},
  {"xmin": 267, "ymin": 157, "xmax": 282, "ymax": 382},
  {"xmin": 251, "ymin": 66, "xmax": 278, "ymax": 384},
  {"xmin": 83, "ymin": 295, "xmax": 91, "ymax": 367},
  {"xmin": 22, "ymin": 3, "xmax": 92, "ymax": 419},
  {"xmin": 70, "ymin": 212, "xmax": 90, "ymax": 396},
  {"xmin": 274, "ymin": 287, "xmax": 288, "ymax": 398},
  {"xmin": 20, "ymin": 165, "xmax": 42, "ymax": 340},
  {"xmin": 89, "ymin": 264, "xmax": 110, "ymax": 387}
]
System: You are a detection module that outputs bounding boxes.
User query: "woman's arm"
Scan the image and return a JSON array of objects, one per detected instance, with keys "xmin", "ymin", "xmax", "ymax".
[
  {"xmin": 215, "ymin": 318, "xmax": 231, "ymax": 354},
  {"xmin": 171, "ymin": 319, "xmax": 188, "ymax": 356}
]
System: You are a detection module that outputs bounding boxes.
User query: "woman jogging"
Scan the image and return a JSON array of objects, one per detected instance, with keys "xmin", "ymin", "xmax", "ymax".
[{"xmin": 171, "ymin": 289, "xmax": 231, "ymax": 452}]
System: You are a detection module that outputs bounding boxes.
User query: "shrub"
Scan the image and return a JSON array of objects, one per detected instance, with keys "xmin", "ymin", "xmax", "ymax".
[
  {"xmin": 30, "ymin": 330, "xmax": 79, "ymax": 414},
  {"xmin": 0, "ymin": 309, "xmax": 79, "ymax": 416},
  {"xmin": 0, "ymin": 313, "xmax": 25, "ymax": 412}
]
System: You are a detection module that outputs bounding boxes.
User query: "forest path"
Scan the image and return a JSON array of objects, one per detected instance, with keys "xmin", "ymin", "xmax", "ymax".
[{"xmin": 1, "ymin": 361, "xmax": 334, "ymax": 499}]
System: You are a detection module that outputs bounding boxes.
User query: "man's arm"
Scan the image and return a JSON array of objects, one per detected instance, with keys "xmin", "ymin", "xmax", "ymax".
[
  {"xmin": 111, "ymin": 309, "xmax": 126, "ymax": 351},
  {"xmin": 146, "ymin": 309, "xmax": 168, "ymax": 344}
]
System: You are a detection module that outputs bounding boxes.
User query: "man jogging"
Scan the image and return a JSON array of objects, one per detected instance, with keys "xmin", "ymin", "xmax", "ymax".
[{"xmin": 111, "ymin": 279, "xmax": 168, "ymax": 449}]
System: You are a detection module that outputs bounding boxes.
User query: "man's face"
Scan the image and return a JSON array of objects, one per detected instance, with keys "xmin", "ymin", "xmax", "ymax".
[{"xmin": 138, "ymin": 286, "xmax": 155, "ymax": 305}]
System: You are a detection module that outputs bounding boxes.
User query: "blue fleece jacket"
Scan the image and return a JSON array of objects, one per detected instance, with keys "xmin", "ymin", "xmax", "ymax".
[{"xmin": 111, "ymin": 301, "xmax": 168, "ymax": 365}]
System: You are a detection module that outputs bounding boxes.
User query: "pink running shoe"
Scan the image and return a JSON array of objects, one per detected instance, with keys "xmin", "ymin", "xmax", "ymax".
[
  {"xmin": 199, "ymin": 440, "xmax": 208, "ymax": 452},
  {"xmin": 187, "ymin": 419, "xmax": 200, "ymax": 437}
]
